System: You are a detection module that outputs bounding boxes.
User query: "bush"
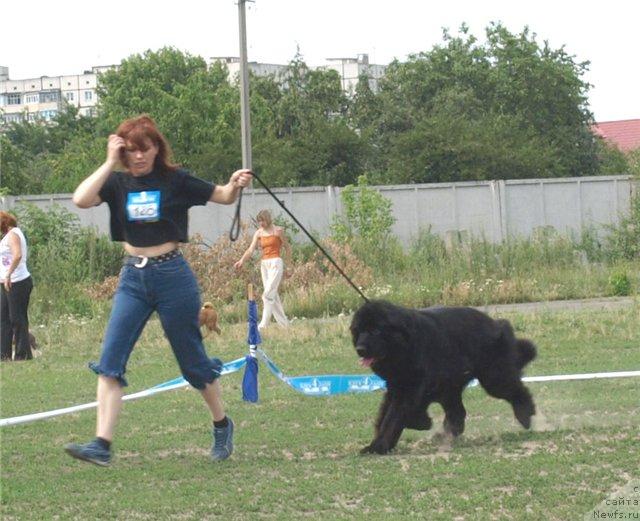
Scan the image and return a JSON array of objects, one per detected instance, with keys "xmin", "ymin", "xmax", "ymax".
[
  {"xmin": 330, "ymin": 174, "xmax": 395, "ymax": 245},
  {"xmin": 13, "ymin": 203, "xmax": 122, "ymax": 319},
  {"xmin": 330, "ymin": 174, "xmax": 401, "ymax": 272},
  {"xmin": 15, "ymin": 203, "xmax": 123, "ymax": 285},
  {"xmin": 608, "ymin": 272, "xmax": 632, "ymax": 296},
  {"xmin": 607, "ymin": 192, "xmax": 640, "ymax": 260}
]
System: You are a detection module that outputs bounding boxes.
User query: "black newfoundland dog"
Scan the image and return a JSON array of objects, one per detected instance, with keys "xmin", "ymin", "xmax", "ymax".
[{"xmin": 351, "ymin": 300, "xmax": 537, "ymax": 454}]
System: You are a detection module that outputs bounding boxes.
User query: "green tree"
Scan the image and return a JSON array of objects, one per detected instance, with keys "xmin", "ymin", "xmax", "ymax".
[
  {"xmin": 363, "ymin": 23, "xmax": 599, "ymax": 182},
  {"xmin": 595, "ymin": 139, "xmax": 630, "ymax": 176},
  {"xmin": 0, "ymin": 135, "xmax": 33, "ymax": 194},
  {"xmin": 4, "ymin": 26, "xmax": 620, "ymax": 196},
  {"xmin": 4, "ymin": 104, "xmax": 95, "ymax": 156},
  {"xmin": 251, "ymin": 54, "xmax": 365, "ymax": 186},
  {"xmin": 624, "ymin": 148, "xmax": 640, "ymax": 177},
  {"xmin": 1, "ymin": 105, "xmax": 98, "ymax": 194}
]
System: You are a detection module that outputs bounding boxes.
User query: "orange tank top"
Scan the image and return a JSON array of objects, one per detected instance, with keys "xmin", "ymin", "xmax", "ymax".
[{"xmin": 260, "ymin": 234, "xmax": 282, "ymax": 260}]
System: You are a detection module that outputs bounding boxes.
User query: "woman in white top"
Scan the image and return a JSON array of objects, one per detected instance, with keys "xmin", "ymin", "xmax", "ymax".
[{"xmin": 0, "ymin": 211, "xmax": 34, "ymax": 361}]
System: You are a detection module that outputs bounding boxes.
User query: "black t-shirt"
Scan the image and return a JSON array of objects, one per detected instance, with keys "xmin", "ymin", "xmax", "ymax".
[{"xmin": 98, "ymin": 168, "xmax": 215, "ymax": 247}]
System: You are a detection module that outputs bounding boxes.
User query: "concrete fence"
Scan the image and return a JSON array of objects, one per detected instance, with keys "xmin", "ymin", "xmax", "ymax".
[{"xmin": 1, "ymin": 175, "xmax": 635, "ymax": 246}]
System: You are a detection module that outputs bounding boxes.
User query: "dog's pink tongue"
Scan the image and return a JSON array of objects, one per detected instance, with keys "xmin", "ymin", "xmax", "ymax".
[{"xmin": 359, "ymin": 358, "xmax": 374, "ymax": 368}]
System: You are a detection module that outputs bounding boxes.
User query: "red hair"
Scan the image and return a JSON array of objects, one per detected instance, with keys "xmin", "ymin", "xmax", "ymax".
[
  {"xmin": 0, "ymin": 211, "xmax": 18, "ymax": 234},
  {"xmin": 116, "ymin": 115, "xmax": 178, "ymax": 173}
]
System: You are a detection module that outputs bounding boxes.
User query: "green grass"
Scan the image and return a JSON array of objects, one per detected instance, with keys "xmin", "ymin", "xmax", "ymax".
[{"xmin": 1, "ymin": 305, "xmax": 639, "ymax": 520}]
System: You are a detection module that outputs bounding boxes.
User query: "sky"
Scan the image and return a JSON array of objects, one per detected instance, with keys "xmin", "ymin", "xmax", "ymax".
[{"xmin": 2, "ymin": 0, "xmax": 638, "ymax": 122}]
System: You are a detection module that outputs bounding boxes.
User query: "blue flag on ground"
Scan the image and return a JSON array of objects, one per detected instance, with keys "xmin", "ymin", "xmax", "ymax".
[
  {"xmin": 242, "ymin": 299, "xmax": 261, "ymax": 402},
  {"xmin": 242, "ymin": 356, "xmax": 259, "ymax": 402}
]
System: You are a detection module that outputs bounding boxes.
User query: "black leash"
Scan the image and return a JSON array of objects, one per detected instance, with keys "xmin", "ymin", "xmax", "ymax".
[
  {"xmin": 231, "ymin": 171, "xmax": 369, "ymax": 303},
  {"xmin": 229, "ymin": 188, "xmax": 243, "ymax": 242}
]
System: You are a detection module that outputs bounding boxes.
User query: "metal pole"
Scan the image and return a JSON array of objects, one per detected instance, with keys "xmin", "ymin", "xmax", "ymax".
[{"xmin": 238, "ymin": 0, "xmax": 252, "ymax": 170}]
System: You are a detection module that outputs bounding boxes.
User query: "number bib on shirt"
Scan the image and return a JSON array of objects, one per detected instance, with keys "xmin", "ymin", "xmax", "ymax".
[{"xmin": 126, "ymin": 191, "xmax": 161, "ymax": 222}]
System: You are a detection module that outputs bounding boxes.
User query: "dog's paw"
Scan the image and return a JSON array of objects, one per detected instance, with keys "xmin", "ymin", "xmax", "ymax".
[
  {"xmin": 432, "ymin": 430, "xmax": 457, "ymax": 444},
  {"xmin": 514, "ymin": 402, "xmax": 536, "ymax": 429},
  {"xmin": 360, "ymin": 441, "xmax": 391, "ymax": 455},
  {"xmin": 443, "ymin": 418, "xmax": 465, "ymax": 437}
]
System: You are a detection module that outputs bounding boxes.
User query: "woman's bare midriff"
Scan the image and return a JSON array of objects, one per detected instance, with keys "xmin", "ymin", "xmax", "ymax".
[{"xmin": 123, "ymin": 241, "xmax": 179, "ymax": 257}]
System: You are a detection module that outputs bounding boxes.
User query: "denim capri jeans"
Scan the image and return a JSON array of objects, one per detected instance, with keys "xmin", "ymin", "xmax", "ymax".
[{"xmin": 89, "ymin": 254, "xmax": 221, "ymax": 389}]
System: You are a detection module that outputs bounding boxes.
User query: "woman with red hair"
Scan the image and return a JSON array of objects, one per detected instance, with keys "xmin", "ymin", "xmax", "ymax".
[
  {"xmin": 0, "ymin": 211, "xmax": 33, "ymax": 361},
  {"xmin": 65, "ymin": 115, "xmax": 252, "ymax": 466}
]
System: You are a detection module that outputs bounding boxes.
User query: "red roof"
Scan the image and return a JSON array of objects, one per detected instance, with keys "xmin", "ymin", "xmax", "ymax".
[{"xmin": 592, "ymin": 119, "xmax": 640, "ymax": 153}]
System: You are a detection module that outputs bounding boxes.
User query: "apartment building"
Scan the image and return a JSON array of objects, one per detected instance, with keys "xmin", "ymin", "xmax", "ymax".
[
  {"xmin": 0, "ymin": 65, "xmax": 115, "ymax": 124},
  {"xmin": 1, "ymin": 55, "xmax": 385, "ymax": 126},
  {"xmin": 211, "ymin": 56, "xmax": 289, "ymax": 81},
  {"xmin": 321, "ymin": 54, "xmax": 386, "ymax": 93},
  {"xmin": 210, "ymin": 54, "xmax": 386, "ymax": 93}
]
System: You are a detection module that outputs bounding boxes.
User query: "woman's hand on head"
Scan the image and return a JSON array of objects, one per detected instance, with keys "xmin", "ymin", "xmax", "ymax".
[
  {"xmin": 230, "ymin": 169, "xmax": 253, "ymax": 188},
  {"xmin": 106, "ymin": 134, "xmax": 125, "ymax": 167}
]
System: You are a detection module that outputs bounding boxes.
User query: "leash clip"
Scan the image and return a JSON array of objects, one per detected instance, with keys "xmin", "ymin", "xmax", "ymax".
[{"xmin": 134, "ymin": 256, "xmax": 148, "ymax": 268}]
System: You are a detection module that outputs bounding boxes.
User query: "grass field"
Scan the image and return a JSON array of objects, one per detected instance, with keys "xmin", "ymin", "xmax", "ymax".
[{"xmin": 1, "ymin": 303, "xmax": 639, "ymax": 520}]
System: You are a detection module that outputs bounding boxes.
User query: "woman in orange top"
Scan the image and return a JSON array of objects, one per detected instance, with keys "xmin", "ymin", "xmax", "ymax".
[{"xmin": 234, "ymin": 210, "xmax": 291, "ymax": 329}]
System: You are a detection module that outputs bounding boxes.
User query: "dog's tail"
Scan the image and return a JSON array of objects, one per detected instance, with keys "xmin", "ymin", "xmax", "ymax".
[
  {"xmin": 515, "ymin": 339, "xmax": 537, "ymax": 369},
  {"xmin": 496, "ymin": 319, "xmax": 537, "ymax": 369}
]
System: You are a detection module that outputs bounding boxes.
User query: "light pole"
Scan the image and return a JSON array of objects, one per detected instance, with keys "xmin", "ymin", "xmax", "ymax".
[{"xmin": 238, "ymin": 0, "xmax": 252, "ymax": 170}]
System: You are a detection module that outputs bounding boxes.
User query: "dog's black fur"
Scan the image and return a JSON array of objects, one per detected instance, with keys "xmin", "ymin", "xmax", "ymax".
[{"xmin": 351, "ymin": 300, "xmax": 537, "ymax": 454}]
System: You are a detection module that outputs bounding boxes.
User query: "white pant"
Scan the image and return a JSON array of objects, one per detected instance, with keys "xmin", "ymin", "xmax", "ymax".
[{"xmin": 259, "ymin": 257, "xmax": 289, "ymax": 328}]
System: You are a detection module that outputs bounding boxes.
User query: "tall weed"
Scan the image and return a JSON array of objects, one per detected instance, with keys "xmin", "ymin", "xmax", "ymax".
[
  {"xmin": 606, "ymin": 192, "xmax": 640, "ymax": 260},
  {"xmin": 12, "ymin": 195, "xmax": 639, "ymax": 324},
  {"xmin": 14, "ymin": 203, "xmax": 122, "ymax": 319}
]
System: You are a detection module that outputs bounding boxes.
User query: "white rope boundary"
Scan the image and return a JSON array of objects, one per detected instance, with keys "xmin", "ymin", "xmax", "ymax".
[
  {"xmin": 0, "ymin": 380, "xmax": 191, "ymax": 427},
  {"xmin": 468, "ymin": 370, "xmax": 640, "ymax": 387},
  {"xmin": 1, "ymin": 369, "xmax": 639, "ymax": 428}
]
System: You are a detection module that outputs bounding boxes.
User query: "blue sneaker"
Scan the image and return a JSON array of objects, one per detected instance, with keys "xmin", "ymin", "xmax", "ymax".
[
  {"xmin": 64, "ymin": 439, "xmax": 111, "ymax": 467},
  {"xmin": 211, "ymin": 418, "xmax": 234, "ymax": 461}
]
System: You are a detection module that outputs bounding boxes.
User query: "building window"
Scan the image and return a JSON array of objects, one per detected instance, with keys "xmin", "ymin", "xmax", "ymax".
[
  {"xmin": 25, "ymin": 94, "xmax": 39, "ymax": 104},
  {"xmin": 7, "ymin": 93, "xmax": 21, "ymax": 105},
  {"xmin": 40, "ymin": 91, "xmax": 60, "ymax": 103},
  {"xmin": 3, "ymin": 113, "xmax": 24, "ymax": 123},
  {"xmin": 65, "ymin": 92, "xmax": 75, "ymax": 101},
  {"xmin": 84, "ymin": 90, "xmax": 93, "ymax": 102},
  {"xmin": 39, "ymin": 109, "xmax": 58, "ymax": 121}
]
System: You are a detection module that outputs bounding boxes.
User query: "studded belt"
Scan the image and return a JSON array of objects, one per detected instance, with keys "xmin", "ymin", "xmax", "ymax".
[{"xmin": 124, "ymin": 249, "xmax": 183, "ymax": 268}]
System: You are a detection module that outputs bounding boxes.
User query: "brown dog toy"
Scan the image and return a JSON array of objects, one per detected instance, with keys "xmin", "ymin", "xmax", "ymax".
[{"xmin": 199, "ymin": 302, "xmax": 221, "ymax": 337}]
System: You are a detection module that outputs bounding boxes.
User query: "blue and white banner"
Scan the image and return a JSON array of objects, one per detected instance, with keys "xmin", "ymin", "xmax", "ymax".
[
  {"xmin": 1, "ymin": 348, "xmax": 639, "ymax": 426},
  {"xmin": 255, "ymin": 350, "xmax": 640, "ymax": 396},
  {"xmin": 151, "ymin": 356, "xmax": 248, "ymax": 390},
  {"xmin": 256, "ymin": 349, "xmax": 387, "ymax": 396}
]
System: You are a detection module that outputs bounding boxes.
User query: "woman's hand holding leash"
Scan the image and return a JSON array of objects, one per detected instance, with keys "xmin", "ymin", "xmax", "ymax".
[{"xmin": 230, "ymin": 169, "xmax": 253, "ymax": 189}]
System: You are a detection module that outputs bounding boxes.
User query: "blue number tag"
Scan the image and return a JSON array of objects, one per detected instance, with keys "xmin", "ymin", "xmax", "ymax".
[{"xmin": 126, "ymin": 191, "xmax": 161, "ymax": 222}]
